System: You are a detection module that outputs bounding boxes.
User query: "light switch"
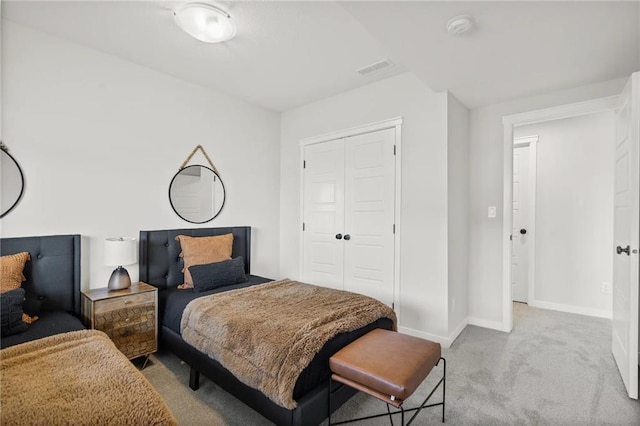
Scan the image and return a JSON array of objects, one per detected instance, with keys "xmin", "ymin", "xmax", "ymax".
[{"xmin": 488, "ymin": 206, "xmax": 496, "ymax": 218}]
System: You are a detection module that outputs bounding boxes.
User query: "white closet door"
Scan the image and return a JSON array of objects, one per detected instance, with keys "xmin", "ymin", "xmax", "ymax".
[
  {"xmin": 343, "ymin": 128, "xmax": 396, "ymax": 306},
  {"xmin": 302, "ymin": 139, "xmax": 345, "ymax": 290}
]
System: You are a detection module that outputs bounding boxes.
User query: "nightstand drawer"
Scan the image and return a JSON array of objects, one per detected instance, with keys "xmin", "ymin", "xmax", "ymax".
[{"xmin": 93, "ymin": 291, "xmax": 154, "ymax": 314}]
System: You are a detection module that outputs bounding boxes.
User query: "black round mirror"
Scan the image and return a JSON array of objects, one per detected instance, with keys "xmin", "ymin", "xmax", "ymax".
[
  {"xmin": 1, "ymin": 147, "xmax": 25, "ymax": 218},
  {"xmin": 168, "ymin": 165, "xmax": 225, "ymax": 223}
]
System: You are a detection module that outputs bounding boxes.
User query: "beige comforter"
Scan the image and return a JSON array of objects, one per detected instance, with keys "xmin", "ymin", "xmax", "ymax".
[
  {"xmin": 181, "ymin": 278, "xmax": 397, "ymax": 409},
  {"xmin": 0, "ymin": 329, "xmax": 176, "ymax": 426}
]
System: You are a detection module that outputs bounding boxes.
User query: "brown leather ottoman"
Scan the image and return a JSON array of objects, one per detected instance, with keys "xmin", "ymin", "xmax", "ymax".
[{"xmin": 328, "ymin": 329, "xmax": 446, "ymax": 425}]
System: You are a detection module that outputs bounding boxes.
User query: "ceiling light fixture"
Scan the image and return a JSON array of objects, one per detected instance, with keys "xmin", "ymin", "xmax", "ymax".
[
  {"xmin": 173, "ymin": 3, "xmax": 236, "ymax": 43},
  {"xmin": 446, "ymin": 15, "xmax": 474, "ymax": 36}
]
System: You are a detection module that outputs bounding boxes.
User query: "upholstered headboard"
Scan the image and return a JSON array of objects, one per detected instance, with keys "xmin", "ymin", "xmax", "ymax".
[
  {"xmin": 0, "ymin": 234, "xmax": 81, "ymax": 316},
  {"xmin": 139, "ymin": 227, "xmax": 251, "ymax": 290}
]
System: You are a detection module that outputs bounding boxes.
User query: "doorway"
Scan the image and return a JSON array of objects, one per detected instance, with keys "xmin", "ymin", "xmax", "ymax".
[
  {"xmin": 501, "ymin": 96, "xmax": 620, "ymax": 331},
  {"xmin": 503, "ymin": 76, "xmax": 640, "ymax": 400}
]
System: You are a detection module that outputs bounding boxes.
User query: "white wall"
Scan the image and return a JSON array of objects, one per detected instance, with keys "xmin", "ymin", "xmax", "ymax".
[
  {"xmin": 1, "ymin": 21, "xmax": 281, "ymax": 289},
  {"xmin": 468, "ymin": 78, "xmax": 626, "ymax": 328},
  {"xmin": 280, "ymin": 73, "xmax": 453, "ymax": 341},
  {"xmin": 514, "ymin": 112, "xmax": 614, "ymax": 317},
  {"xmin": 0, "ymin": 6, "xmax": 3, "ymax": 139},
  {"xmin": 446, "ymin": 92, "xmax": 470, "ymax": 334}
]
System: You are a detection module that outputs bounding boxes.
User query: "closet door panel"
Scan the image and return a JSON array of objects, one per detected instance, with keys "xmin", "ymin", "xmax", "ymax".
[
  {"xmin": 302, "ymin": 140, "xmax": 345, "ymax": 290},
  {"xmin": 343, "ymin": 128, "xmax": 395, "ymax": 306}
]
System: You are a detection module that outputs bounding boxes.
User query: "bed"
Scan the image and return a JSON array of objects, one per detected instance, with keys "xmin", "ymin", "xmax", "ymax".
[
  {"xmin": 0, "ymin": 234, "xmax": 176, "ymax": 425},
  {"xmin": 139, "ymin": 226, "xmax": 396, "ymax": 426},
  {"xmin": 0, "ymin": 234, "xmax": 84, "ymax": 348}
]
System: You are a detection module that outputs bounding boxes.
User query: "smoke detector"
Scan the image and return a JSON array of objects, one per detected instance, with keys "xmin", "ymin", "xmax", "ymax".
[{"xmin": 446, "ymin": 15, "xmax": 474, "ymax": 35}]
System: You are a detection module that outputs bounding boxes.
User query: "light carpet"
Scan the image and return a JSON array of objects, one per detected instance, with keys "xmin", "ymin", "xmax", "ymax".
[{"xmin": 142, "ymin": 303, "xmax": 640, "ymax": 425}]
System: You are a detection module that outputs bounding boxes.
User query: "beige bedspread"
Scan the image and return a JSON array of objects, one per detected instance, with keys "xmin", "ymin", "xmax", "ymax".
[
  {"xmin": 181, "ymin": 278, "xmax": 397, "ymax": 409},
  {"xmin": 0, "ymin": 329, "xmax": 176, "ymax": 426}
]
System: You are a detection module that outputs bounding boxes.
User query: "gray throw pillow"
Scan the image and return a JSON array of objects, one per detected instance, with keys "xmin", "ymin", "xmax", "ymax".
[
  {"xmin": 189, "ymin": 257, "xmax": 247, "ymax": 293},
  {"xmin": 1, "ymin": 288, "xmax": 28, "ymax": 337}
]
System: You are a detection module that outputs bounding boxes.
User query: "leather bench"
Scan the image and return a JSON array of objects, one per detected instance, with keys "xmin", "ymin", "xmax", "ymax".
[{"xmin": 328, "ymin": 329, "xmax": 446, "ymax": 425}]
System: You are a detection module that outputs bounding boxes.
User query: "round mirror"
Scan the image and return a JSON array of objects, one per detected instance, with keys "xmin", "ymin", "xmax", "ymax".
[
  {"xmin": 1, "ymin": 148, "xmax": 25, "ymax": 218},
  {"xmin": 169, "ymin": 165, "xmax": 225, "ymax": 223}
]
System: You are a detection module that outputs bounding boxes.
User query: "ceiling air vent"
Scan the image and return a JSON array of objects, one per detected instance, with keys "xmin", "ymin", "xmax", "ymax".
[{"xmin": 357, "ymin": 59, "xmax": 393, "ymax": 76}]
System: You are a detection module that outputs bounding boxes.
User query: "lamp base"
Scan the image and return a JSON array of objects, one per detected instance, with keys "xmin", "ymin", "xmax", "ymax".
[{"xmin": 108, "ymin": 266, "xmax": 131, "ymax": 290}]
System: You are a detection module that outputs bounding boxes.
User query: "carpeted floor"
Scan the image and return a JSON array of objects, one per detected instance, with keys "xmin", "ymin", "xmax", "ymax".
[{"xmin": 141, "ymin": 303, "xmax": 640, "ymax": 425}]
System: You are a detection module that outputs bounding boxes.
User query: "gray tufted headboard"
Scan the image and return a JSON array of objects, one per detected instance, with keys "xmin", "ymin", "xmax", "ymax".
[
  {"xmin": 138, "ymin": 227, "xmax": 251, "ymax": 290},
  {"xmin": 0, "ymin": 234, "xmax": 81, "ymax": 316}
]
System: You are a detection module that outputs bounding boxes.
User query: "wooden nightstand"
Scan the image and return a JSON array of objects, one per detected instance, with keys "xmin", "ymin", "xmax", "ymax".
[{"xmin": 81, "ymin": 282, "xmax": 158, "ymax": 361}]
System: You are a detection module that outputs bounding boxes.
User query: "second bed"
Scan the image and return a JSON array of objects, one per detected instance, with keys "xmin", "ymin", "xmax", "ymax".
[{"xmin": 139, "ymin": 226, "xmax": 396, "ymax": 426}]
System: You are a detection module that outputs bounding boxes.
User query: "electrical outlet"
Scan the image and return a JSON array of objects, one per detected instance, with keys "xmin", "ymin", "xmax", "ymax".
[
  {"xmin": 488, "ymin": 206, "xmax": 496, "ymax": 218},
  {"xmin": 602, "ymin": 282, "xmax": 612, "ymax": 294}
]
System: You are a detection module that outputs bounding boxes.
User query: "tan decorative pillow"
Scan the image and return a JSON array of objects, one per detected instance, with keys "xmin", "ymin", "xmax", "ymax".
[
  {"xmin": 0, "ymin": 252, "xmax": 38, "ymax": 324},
  {"xmin": 0, "ymin": 252, "xmax": 31, "ymax": 293},
  {"xmin": 175, "ymin": 234, "xmax": 234, "ymax": 289}
]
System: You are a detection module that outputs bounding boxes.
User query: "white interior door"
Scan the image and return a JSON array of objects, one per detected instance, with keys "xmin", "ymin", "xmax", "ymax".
[
  {"xmin": 512, "ymin": 143, "xmax": 531, "ymax": 303},
  {"xmin": 612, "ymin": 72, "xmax": 639, "ymax": 400},
  {"xmin": 343, "ymin": 128, "xmax": 395, "ymax": 306},
  {"xmin": 302, "ymin": 140, "xmax": 345, "ymax": 290}
]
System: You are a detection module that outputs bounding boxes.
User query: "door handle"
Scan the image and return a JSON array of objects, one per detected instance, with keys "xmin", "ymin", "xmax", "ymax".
[
  {"xmin": 335, "ymin": 233, "xmax": 342, "ymax": 240},
  {"xmin": 520, "ymin": 229, "xmax": 527, "ymax": 235},
  {"xmin": 617, "ymin": 245, "xmax": 630, "ymax": 256},
  {"xmin": 343, "ymin": 234, "xmax": 351, "ymax": 241}
]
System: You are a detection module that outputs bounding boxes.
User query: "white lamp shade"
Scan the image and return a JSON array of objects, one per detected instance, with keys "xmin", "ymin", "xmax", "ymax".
[
  {"xmin": 104, "ymin": 237, "xmax": 137, "ymax": 266},
  {"xmin": 173, "ymin": 3, "xmax": 236, "ymax": 43}
]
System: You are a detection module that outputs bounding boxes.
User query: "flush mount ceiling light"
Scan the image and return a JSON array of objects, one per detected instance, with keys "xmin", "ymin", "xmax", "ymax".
[
  {"xmin": 173, "ymin": 3, "xmax": 236, "ymax": 43},
  {"xmin": 446, "ymin": 15, "xmax": 474, "ymax": 36}
]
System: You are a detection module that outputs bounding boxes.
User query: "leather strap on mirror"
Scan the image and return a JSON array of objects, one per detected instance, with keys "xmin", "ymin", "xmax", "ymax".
[{"xmin": 180, "ymin": 145, "xmax": 219, "ymax": 174}]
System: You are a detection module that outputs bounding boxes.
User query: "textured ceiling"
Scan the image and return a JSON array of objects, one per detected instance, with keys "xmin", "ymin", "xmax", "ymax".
[{"xmin": 3, "ymin": 1, "xmax": 639, "ymax": 111}]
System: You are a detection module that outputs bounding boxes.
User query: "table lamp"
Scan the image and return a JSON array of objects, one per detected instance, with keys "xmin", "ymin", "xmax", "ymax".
[{"xmin": 104, "ymin": 237, "xmax": 137, "ymax": 290}]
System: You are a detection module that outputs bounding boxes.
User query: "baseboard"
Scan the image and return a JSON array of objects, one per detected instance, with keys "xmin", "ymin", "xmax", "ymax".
[
  {"xmin": 467, "ymin": 316, "xmax": 510, "ymax": 332},
  {"xmin": 448, "ymin": 318, "xmax": 468, "ymax": 346},
  {"xmin": 398, "ymin": 327, "xmax": 451, "ymax": 348},
  {"xmin": 398, "ymin": 320, "xmax": 468, "ymax": 349},
  {"xmin": 529, "ymin": 299, "xmax": 612, "ymax": 319}
]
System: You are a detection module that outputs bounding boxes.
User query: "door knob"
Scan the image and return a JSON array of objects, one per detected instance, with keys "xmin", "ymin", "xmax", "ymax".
[
  {"xmin": 617, "ymin": 245, "xmax": 630, "ymax": 255},
  {"xmin": 520, "ymin": 229, "xmax": 527, "ymax": 235},
  {"xmin": 335, "ymin": 233, "xmax": 342, "ymax": 240},
  {"xmin": 343, "ymin": 234, "xmax": 351, "ymax": 241}
]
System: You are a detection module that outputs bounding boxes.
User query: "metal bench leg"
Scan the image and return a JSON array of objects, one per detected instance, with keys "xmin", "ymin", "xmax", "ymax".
[
  {"xmin": 386, "ymin": 404, "xmax": 394, "ymax": 426},
  {"xmin": 189, "ymin": 367, "xmax": 200, "ymax": 390},
  {"xmin": 441, "ymin": 357, "xmax": 446, "ymax": 422},
  {"xmin": 328, "ymin": 378, "xmax": 332, "ymax": 426}
]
